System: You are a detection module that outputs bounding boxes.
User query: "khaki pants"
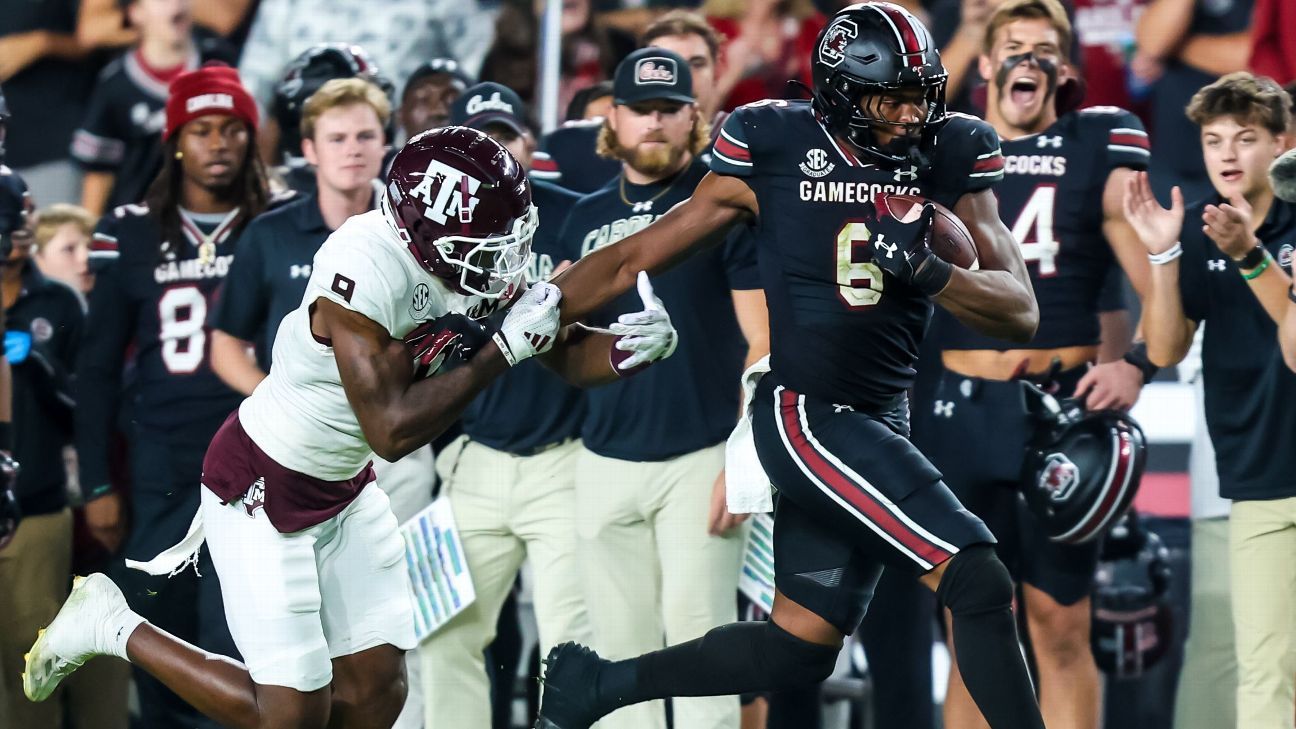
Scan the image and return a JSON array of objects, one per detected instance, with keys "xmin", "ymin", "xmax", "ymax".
[
  {"xmin": 1230, "ymin": 497, "xmax": 1296, "ymax": 729},
  {"xmin": 421, "ymin": 438, "xmax": 589, "ymax": 729},
  {"xmin": 0, "ymin": 509, "xmax": 73, "ymax": 729},
  {"xmin": 1174, "ymin": 517, "xmax": 1236, "ymax": 729},
  {"xmin": 576, "ymin": 444, "xmax": 744, "ymax": 729}
]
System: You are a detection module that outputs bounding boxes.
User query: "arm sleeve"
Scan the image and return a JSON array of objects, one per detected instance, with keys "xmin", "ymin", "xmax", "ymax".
[
  {"xmin": 69, "ymin": 75, "xmax": 126, "ymax": 171},
  {"xmin": 721, "ymin": 227, "xmax": 761, "ymax": 290},
  {"xmin": 709, "ymin": 108, "xmax": 755, "ymax": 178},
  {"xmin": 74, "ymin": 258, "xmax": 136, "ymax": 494},
  {"xmin": 531, "ymin": 151, "xmax": 562, "ymax": 183},
  {"xmin": 211, "ymin": 224, "xmax": 270, "ymax": 341},
  {"xmin": 1096, "ymin": 108, "xmax": 1151, "ymax": 172}
]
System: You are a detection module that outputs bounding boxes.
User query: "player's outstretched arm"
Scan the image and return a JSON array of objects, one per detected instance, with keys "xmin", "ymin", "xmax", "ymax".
[
  {"xmin": 550, "ymin": 172, "xmax": 755, "ymax": 325},
  {"xmin": 933, "ymin": 189, "xmax": 1040, "ymax": 343},
  {"xmin": 317, "ymin": 298, "xmax": 512, "ymax": 461}
]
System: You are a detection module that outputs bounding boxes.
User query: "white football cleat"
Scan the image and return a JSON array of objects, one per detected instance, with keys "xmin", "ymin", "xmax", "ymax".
[{"xmin": 24, "ymin": 573, "xmax": 135, "ymax": 702}]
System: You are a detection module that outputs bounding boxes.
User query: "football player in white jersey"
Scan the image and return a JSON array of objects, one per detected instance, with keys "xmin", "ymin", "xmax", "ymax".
[{"xmin": 23, "ymin": 127, "xmax": 677, "ymax": 729}]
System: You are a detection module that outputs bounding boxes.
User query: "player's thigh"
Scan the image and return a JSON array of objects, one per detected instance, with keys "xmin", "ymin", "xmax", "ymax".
[
  {"xmin": 199, "ymin": 486, "xmax": 334, "ymax": 692},
  {"xmin": 317, "ymin": 485, "xmax": 418, "ymax": 662},
  {"xmin": 770, "ymin": 490, "xmax": 885, "ymax": 637},
  {"xmin": 752, "ymin": 378, "xmax": 994, "ymax": 578}
]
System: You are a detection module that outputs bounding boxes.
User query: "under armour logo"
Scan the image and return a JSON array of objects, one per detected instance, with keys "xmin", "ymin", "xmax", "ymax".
[
  {"xmin": 876, "ymin": 235, "xmax": 898, "ymax": 258},
  {"xmin": 1037, "ymin": 135, "xmax": 1063, "ymax": 148},
  {"xmin": 892, "ymin": 165, "xmax": 919, "ymax": 182},
  {"xmin": 632, "ymin": 201, "xmax": 653, "ymax": 213},
  {"xmin": 289, "ymin": 264, "xmax": 312, "ymax": 279},
  {"xmin": 933, "ymin": 400, "xmax": 954, "ymax": 418},
  {"xmin": 1207, "ymin": 259, "xmax": 1228, "ymax": 271},
  {"xmin": 832, "ymin": 404, "xmax": 854, "ymax": 413}
]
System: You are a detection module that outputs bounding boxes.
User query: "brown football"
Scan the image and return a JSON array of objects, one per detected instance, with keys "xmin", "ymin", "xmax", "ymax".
[{"xmin": 881, "ymin": 194, "xmax": 979, "ymax": 270}]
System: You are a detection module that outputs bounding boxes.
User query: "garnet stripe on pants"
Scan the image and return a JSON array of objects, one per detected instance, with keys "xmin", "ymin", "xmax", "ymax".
[{"xmin": 775, "ymin": 387, "xmax": 954, "ymax": 569}]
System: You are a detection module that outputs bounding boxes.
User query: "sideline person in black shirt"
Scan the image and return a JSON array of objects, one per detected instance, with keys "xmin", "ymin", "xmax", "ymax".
[
  {"xmin": 0, "ymin": 165, "xmax": 84, "ymax": 729},
  {"xmin": 1125, "ymin": 71, "xmax": 1295, "ymax": 729}
]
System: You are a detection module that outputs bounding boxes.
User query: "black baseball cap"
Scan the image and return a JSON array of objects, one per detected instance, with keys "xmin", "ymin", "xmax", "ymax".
[
  {"xmin": 613, "ymin": 48, "xmax": 694, "ymax": 106},
  {"xmin": 450, "ymin": 82, "xmax": 530, "ymax": 136},
  {"xmin": 402, "ymin": 57, "xmax": 474, "ymax": 102}
]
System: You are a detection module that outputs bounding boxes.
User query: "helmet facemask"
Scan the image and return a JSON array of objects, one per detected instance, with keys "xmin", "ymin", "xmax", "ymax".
[{"xmin": 817, "ymin": 72, "xmax": 948, "ymax": 170}]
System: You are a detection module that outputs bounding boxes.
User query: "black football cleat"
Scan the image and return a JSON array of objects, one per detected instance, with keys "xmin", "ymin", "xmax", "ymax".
[{"xmin": 534, "ymin": 642, "xmax": 607, "ymax": 729}]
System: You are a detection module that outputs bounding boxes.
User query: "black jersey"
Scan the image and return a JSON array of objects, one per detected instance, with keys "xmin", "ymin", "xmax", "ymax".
[
  {"xmin": 939, "ymin": 107, "xmax": 1150, "ymax": 351},
  {"xmin": 535, "ymin": 120, "xmax": 620, "ymax": 194},
  {"xmin": 75, "ymin": 203, "xmax": 246, "ymax": 490},
  {"xmin": 710, "ymin": 100, "xmax": 1003, "ymax": 408}
]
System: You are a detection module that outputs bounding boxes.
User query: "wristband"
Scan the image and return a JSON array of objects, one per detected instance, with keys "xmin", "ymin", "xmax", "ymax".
[
  {"xmin": 86, "ymin": 483, "xmax": 114, "ymax": 500},
  {"xmin": 1122, "ymin": 342, "xmax": 1159, "ymax": 385},
  {"xmin": 1235, "ymin": 245, "xmax": 1268, "ymax": 270},
  {"xmin": 0, "ymin": 421, "xmax": 10, "ymax": 452},
  {"xmin": 1241, "ymin": 253, "xmax": 1273, "ymax": 281},
  {"xmin": 913, "ymin": 255, "xmax": 953, "ymax": 297},
  {"xmin": 1147, "ymin": 243, "xmax": 1182, "ymax": 265}
]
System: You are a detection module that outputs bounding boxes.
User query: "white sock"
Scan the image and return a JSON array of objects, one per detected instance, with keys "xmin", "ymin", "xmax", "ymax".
[{"xmin": 104, "ymin": 609, "xmax": 147, "ymax": 661}]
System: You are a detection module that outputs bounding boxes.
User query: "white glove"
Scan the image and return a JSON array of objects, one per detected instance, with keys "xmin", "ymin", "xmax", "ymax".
[
  {"xmin": 608, "ymin": 272, "xmax": 678, "ymax": 371},
  {"xmin": 493, "ymin": 282, "xmax": 563, "ymax": 366}
]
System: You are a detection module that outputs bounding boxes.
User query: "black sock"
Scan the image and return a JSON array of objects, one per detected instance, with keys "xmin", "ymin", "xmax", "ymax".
[
  {"xmin": 939, "ymin": 546, "xmax": 1046, "ymax": 729},
  {"xmin": 593, "ymin": 621, "xmax": 839, "ymax": 715}
]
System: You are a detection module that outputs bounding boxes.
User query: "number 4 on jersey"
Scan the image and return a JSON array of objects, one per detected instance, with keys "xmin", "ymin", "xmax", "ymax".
[{"xmin": 1011, "ymin": 184, "xmax": 1059, "ymax": 276}]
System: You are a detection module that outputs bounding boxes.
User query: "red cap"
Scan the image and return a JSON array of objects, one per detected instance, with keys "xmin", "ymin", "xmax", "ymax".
[{"xmin": 164, "ymin": 64, "xmax": 258, "ymax": 140}]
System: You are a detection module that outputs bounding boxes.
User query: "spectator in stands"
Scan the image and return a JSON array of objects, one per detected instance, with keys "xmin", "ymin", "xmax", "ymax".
[
  {"xmin": 77, "ymin": 0, "xmax": 258, "ymax": 57},
  {"xmin": 0, "ymin": 0, "xmax": 94, "ymax": 206},
  {"xmin": 1126, "ymin": 72, "xmax": 1295, "ymax": 729},
  {"xmin": 32, "ymin": 204, "xmax": 95, "ymax": 295},
  {"xmin": 71, "ymin": 0, "xmax": 233, "ymax": 217},
  {"xmin": 1137, "ymin": 0, "xmax": 1254, "ymax": 202},
  {"xmin": 238, "ymin": 0, "xmax": 498, "ymax": 119},
  {"xmin": 479, "ymin": 0, "xmax": 634, "ymax": 114},
  {"xmin": 1073, "ymin": 0, "xmax": 1152, "ymax": 116},
  {"xmin": 398, "ymin": 58, "xmax": 473, "ymax": 143},
  {"xmin": 703, "ymin": 0, "xmax": 825, "ymax": 111},
  {"xmin": 1247, "ymin": 0, "xmax": 1294, "ymax": 87},
  {"xmin": 76, "ymin": 65, "xmax": 263, "ymax": 729},
  {"xmin": 0, "ymin": 165, "xmax": 85, "ymax": 729}
]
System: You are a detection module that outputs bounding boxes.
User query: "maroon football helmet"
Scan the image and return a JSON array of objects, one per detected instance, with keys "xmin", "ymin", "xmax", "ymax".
[{"xmin": 384, "ymin": 126, "xmax": 537, "ymax": 299}]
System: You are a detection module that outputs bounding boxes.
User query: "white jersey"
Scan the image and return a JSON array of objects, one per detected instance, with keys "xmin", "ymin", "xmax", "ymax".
[{"xmin": 240, "ymin": 209, "xmax": 494, "ymax": 480}]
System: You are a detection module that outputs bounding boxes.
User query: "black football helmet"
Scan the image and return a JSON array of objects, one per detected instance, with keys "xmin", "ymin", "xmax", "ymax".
[
  {"xmin": 0, "ymin": 168, "xmax": 32, "ymax": 264},
  {"xmin": 1019, "ymin": 383, "xmax": 1147, "ymax": 544},
  {"xmin": 810, "ymin": 2, "xmax": 948, "ymax": 169},
  {"xmin": 383, "ymin": 126, "xmax": 536, "ymax": 300},
  {"xmin": 272, "ymin": 43, "xmax": 397, "ymax": 159},
  {"xmin": 1091, "ymin": 513, "xmax": 1174, "ymax": 678}
]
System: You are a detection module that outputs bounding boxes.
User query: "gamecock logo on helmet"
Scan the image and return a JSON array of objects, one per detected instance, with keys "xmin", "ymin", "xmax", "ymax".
[
  {"xmin": 819, "ymin": 19, "xmax": 858, "ymax": 68},
  {"xmin": 1040, "ymin": 453, "xmax": 1080, "ymax": 502},
  {"xmin": 408, "ymin": 159, "xmax": 482, "ymax": 226}
]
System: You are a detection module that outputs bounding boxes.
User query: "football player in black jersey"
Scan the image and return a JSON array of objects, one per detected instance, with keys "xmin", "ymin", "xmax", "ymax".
[
  {"xmin": 532, "ymin": 4, "xmax": 1045, "ymax": 729},
  {"xmin": 913, "ymin": 3, "xmax": 1154, "ymax": 728},
  {"xmin": 73, "ymin": 65, "xmax": 267, "ymax": 729}
]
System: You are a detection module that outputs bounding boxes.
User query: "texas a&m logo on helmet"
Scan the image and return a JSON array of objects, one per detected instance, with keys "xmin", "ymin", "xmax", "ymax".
[{"xmin": 384, "ymin": 127, "xmax": 538, "ymax": 300}]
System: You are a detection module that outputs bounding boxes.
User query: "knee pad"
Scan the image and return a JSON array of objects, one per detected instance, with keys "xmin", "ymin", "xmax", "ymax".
[
  {"xmin": 936, "ymin": 544, "xmax": 1014, "ymax": 617},
  {"xmin": 762, "ymin": 621, "xmax": 840, "ymax": 690}
]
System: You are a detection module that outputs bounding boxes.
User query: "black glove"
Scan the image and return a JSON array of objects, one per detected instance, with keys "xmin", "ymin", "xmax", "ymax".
[
  {"xmin": 862, "ymin": 197, "xmax": 953, "ymax": 297},
  {"xmin": 404, "ymin": 313, "xmax": 491, "ymax": 379},
  {"xmin": 0, "ymin": 452, "xmax": 20, "ymax": 552}
]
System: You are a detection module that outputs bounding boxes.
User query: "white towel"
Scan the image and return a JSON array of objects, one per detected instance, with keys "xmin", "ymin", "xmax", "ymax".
[
  {"xmin": 125, "ymin": 508, "xmax": 206, "ymax": 578},
  {"xmin": 725, "ymin": 355, "xmax": 774, "ymax": 514}
]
